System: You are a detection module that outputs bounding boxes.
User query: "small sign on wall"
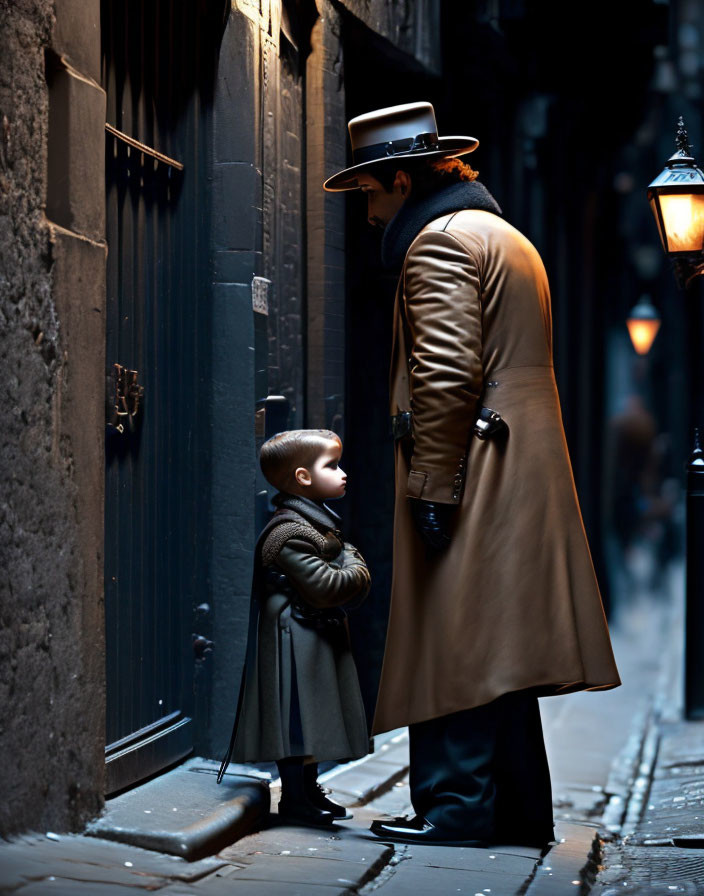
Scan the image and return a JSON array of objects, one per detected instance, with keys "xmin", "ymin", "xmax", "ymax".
[
  {"xmin": 252, "ymin": 276, "xmax": 271, "ymax": 315},
  {"xmin": 255, "ymin": 407, "xmax": 266, "ymax": 438}
]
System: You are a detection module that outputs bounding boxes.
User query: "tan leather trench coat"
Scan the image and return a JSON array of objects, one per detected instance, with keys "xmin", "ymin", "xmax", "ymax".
[{"xmin": 372, "ymin": 208, "xmax": 621, "ymax": 735}]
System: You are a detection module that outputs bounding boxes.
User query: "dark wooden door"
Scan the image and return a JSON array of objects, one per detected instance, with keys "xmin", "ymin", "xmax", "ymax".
[{"xmin": 102, "ymin": 0, "xmax": 218, "ymax": 794}]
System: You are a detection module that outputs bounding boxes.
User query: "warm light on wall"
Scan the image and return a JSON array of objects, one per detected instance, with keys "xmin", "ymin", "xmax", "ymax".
[{"xmin": 626, "ymin": 296, "xmax": 661, "ymax": 355}]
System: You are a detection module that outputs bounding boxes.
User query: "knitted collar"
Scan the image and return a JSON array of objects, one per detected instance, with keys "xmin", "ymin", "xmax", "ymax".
[
  {"xmin": 272, "ymin": 492, "xmax": 342, "ymax": 532},
  {"xmin": 381, "ymin": 180, "xmax": 502, "ymax": 271}
]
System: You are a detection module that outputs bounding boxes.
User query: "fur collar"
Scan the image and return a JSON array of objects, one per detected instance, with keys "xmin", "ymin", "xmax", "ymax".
[
  {"xmin": 381, "ymin": 180, "xmax": 502, "ymax": 271},
  {"xmin": 272, "ymin": 492, "xmax": 342, "ymax": 532}
]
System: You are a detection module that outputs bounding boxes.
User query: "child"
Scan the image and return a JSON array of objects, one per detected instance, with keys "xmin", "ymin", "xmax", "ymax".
[{"xmin": 218, "ymin": 429, "xmax": 371, "ymax": 826}]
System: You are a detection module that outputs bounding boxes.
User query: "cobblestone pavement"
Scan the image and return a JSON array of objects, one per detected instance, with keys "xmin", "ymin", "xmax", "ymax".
[
  {"xmin": 591, "ymin": 562, "xmax": 704, "ymax": 894},
  {"xmin": 0, "ymin": 563, "xmax": 683, "ymax": 895}
]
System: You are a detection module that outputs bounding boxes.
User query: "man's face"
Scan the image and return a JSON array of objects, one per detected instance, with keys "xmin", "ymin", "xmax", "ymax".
[
  {"xmin": 295, "ymin": 439, "xmax": 347, "ymax": 501},
  {"xmin": 358, "ymin": 171, "xmax": 409, "ymax": 229}
]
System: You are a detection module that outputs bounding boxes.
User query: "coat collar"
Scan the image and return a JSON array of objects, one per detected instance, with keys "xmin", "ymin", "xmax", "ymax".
[
  {"xmin": 381, "ymin": 180, "xmax": 502, "ymax": 271},
  {"xmin": 272, "ymin": 492, "xmax": 342, "ymax": 532}
]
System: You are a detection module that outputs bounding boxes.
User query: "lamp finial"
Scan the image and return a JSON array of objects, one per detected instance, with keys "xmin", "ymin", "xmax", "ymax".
[{"xmin": 676, "ymin": 116, "xmax": 693, "ymax": 157}]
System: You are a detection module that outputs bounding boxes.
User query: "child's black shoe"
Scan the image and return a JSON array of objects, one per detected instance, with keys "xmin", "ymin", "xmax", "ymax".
[
  {"xmin": 303, "ymin": 763, "xmax": 353, "ymax": 820},
  {"xmin": 308, "ymin": 781, "xmax": 353, "ymax": 820},
  {"xmin": 278, "ymin": 796, "xmax": 335, "ymax": 827}
]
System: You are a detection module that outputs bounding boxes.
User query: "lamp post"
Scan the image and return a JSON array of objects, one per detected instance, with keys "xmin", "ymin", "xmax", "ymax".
[
  {"xmin": 626, "ymin": 295, "xmax": 661, "ymax": 355},
  {"xmin": 648, "ymin": 118, "xmax": 704, "ymax": 719}
]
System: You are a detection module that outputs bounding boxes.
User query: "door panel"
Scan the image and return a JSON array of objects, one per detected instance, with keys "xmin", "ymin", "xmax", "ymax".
[{"xmin": 102, "ymin": 0, "xmax": 216, "ymax": 794}]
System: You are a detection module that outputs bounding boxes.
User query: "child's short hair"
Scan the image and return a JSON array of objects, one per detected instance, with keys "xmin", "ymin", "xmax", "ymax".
[{"xmin": 260, "ymin": 429, "xmax": 342, "ymax": 493}]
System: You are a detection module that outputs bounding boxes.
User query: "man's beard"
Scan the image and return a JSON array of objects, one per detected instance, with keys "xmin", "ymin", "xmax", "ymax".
[{"xmin": 369, "ymin": 216, "xmax": 386, "ymax": 230}]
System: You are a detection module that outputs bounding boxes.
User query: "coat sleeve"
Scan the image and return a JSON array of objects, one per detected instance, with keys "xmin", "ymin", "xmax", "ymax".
[
  {"xmin": 403, "ymin": 228, "xmax": 483, "ymax": 504},
  {"xmin": 275, "ymin": 537, "xmax": 371, "ymax": 609}
]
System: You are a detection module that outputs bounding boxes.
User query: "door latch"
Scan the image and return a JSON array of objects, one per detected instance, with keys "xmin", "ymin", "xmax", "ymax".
[{"xmin": 108, "ymin": 363, "xmax": 144, "ymax": 434}]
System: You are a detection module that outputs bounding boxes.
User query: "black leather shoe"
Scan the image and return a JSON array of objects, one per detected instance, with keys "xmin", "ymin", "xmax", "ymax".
[
  {"xmin": 308, "ymin": 781, "xmax": 353, "ymax": 820},
  {"xmin": 493, "ymin": 828, "xmax": 555, "ymax": 850},
  {"xmin": 370, "ymin": 815, "xmax": 488, "ymax": 847},
  {"xmin": 278, "ymin": 798, "xmax": 335, "ymax": 827}
]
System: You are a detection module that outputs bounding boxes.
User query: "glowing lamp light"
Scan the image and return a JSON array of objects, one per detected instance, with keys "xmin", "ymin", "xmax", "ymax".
[
  {"xmin": 626, "ymin": 296, "xmax": 661, "ymax": 355},
  {"xmin": 655, "ymin": 193, "xmax": 704, "ymax": 253},
  {"xmin": 648, "ymin": 117, "xmax": 704, "ymax": 288}
]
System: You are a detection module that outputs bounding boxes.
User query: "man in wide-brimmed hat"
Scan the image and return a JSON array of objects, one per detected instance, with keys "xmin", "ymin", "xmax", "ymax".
[{"xmin": 324, "ymin": 102, "xmax": 621, "ymax": 847}]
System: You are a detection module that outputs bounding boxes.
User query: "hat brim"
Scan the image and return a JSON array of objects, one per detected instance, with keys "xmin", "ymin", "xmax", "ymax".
[{"xmin": 322, "ymin": 135, "xmax": 479, "ymax": 192}]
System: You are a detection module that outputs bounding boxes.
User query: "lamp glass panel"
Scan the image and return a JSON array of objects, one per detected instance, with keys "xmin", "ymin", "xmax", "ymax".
[
  {"xmin": 649, "ymin": 195, "xmax": 667, "ymax": 253},
  {"xmin": 658, "ymin": 192, "xmax": 704, "ymax": 252},
  {"xmin": 627, "ymin": 318, "xmax": 661, "ymax": 355}
]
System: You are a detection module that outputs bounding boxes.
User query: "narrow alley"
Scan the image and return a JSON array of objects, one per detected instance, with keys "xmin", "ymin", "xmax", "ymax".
[{"xmin": 0, "ymin": 560, "xmax": 687, "ymax": 895}]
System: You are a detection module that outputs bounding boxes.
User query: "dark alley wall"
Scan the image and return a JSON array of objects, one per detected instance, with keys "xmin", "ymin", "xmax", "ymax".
[{"xmin": 0, "ymin": 0, "xmax": 106, "ymax": 834}]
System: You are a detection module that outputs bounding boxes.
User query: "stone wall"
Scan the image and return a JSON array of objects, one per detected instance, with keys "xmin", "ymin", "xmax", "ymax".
[
  {"xmin": 336, "ymin": 0, "xmax": 441, "ymax": 74},
  {"xmin": 306, "ymin": 0, "xmax": 347, "ymax": 431},
  {"xmin": 206, "ymin": 6, "xmax": 261, "ymax": 759},
  {"xmin": 0, "ymin": 0, "xmax": 106, "ymax": 835}
]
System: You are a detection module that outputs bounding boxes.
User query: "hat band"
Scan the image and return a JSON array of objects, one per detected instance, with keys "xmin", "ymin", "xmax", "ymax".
[{"xmin": 352, "ymin": 132, "xmax": 439, "ymax": 165}]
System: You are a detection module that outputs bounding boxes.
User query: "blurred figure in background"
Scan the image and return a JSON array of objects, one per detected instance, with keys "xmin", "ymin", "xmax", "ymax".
[{"xmin": 604, "ymin": 393, "xmax": 681, "ymax": 606}]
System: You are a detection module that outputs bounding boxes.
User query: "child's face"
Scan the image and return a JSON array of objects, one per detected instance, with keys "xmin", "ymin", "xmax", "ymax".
[{"xmin": 294, "ymin": 439, "xmax": 347, "ymax": 500}]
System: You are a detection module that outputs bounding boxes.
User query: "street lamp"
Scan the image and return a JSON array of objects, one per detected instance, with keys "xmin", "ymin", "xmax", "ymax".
[
  {"xmin": 649, "ymin": 118, "xmax": 704, "ymax": 720},
  {"xmin": 647, "ymin": 117, "xmax": 704, "ymax": 288},
  {"xmin": 626, "ymin": 295, "xmax": 660, "ymax": 355}
]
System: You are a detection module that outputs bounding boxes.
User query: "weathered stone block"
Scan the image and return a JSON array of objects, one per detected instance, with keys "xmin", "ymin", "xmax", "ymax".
[
  {"xmin": 214, "ymin": 10, "xmax": 259, "ymax": 165},
  {"xmin": 52, "ymin": 0, "xmax": 101, "ymax": 85},
  {"xmin": 209, "ymin": 282, "xmax": 256, "ymax": 757},
  {"xmin": 213, "ymin": 163, "xmax": 262, "ymax": 251},
  {"xmin": 214, "ymin": 249, "xmax": 259, "ymax": 284},
  {"xmin": 46, "ymin": 61, "xmax": 106, "ymax": 241},
  {"xmin": 49, "ymin": 222, "xmax": 107, "ymax": 799},
  {"xmin": 50, "ymin": 225, "xmax": 106, "ymax": 608}
]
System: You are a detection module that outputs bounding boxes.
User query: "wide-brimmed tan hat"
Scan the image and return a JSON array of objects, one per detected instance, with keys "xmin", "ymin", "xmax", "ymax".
[{"xmin": 323, "ymin": 101, "xmax": 478, "ymax": 192}]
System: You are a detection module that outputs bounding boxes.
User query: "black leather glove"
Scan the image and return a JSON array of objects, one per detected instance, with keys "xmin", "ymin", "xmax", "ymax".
[{"xmin": 409, "ymin": 498, "xmax": 457, "ymax": 551}]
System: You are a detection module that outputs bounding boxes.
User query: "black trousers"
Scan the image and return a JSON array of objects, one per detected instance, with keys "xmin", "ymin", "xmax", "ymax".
[{"xmin": 408, "ymin": 691, "xmax": 554, "ymax": 841}]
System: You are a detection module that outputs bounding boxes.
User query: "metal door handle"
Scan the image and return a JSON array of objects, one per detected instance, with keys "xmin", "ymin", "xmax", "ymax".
[{"xmin": 108, "ymin": 363, "xmax": 144, "ymax": 434}]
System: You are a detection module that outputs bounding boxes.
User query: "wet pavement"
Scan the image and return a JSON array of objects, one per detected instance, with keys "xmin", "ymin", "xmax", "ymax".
[
  {"xmin": 591, "ymin": 561, "xmax": 704, "ymax": 894},
  {"xmin": 0, "ymin": 558, "xmax": 694, "ymax": 895},
  {"xmin": 85, "ymin": 761, "xmax": 269, "ymax": 861},
  {"xmin": 628, "ymin": 721, "xmax": 704, "ymax": 848}
]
